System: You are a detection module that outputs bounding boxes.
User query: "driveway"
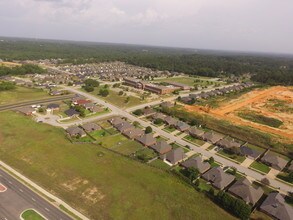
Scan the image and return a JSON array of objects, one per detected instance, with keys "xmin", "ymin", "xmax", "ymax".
[{"xmin": 241, "ymin": 158, "xmax": 254, "ymax": 168}]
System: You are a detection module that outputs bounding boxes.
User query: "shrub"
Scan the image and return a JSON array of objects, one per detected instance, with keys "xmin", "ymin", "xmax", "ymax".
[{"xmin": 145, "ymin": 126, "xmax": 153, "ymax": 134}]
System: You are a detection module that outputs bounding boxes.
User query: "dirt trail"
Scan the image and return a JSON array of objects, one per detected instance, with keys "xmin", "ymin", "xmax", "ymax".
[{"xmin": 184, "ymin": 86, "xmax": 293, "ymax": 140}]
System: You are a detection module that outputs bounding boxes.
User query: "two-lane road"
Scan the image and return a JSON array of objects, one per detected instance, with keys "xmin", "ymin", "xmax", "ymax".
[{"xmin": 0, "ymin": 168, "xmax": 72, "ymax": 220}]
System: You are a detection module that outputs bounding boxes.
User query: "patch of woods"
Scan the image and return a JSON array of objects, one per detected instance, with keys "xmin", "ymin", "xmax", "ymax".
[
  {"xmin": 0, "ymin": 64, "xmax": 46, "ymax": 76},
  {"xmin": 0, "ymin": 81, "xmax": 16, "ymax": 91},
  {"xmin": 238, "ymin": 111, "xmax": 283, "ymax": 128},
  {"xmin": 1, "ymin": 38, "xmax": 293, "ymax": 85}
]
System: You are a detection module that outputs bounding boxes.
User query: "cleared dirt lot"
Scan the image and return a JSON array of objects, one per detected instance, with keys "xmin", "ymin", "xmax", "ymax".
[{"xmin": 185, "ymin": 86, "xmax": 293, "ymax": 139}]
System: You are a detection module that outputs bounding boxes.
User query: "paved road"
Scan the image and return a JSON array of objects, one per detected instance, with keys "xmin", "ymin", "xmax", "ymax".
[
  {"xmin": 0, "ymin": 95, "xmax": 75, "ymax": 111},
  {"xmin": 62, "ymin": 86, "xmax": 292, "ymax": 194},
  {"xmin": 0, "ymin": 168, "xmax": 72, "ymax": 220}
]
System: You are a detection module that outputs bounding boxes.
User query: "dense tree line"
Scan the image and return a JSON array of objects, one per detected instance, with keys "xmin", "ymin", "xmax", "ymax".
[
  {"xmin": 0, "ymin": 64, "xmax": 46, "ymax": 76},
  {"xmin": 1, "ymin": 37, "xmax": 293, "ymax": 85}
]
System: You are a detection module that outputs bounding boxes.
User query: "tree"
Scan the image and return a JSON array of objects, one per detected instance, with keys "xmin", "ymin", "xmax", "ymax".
[
  {"xmin": 261, "ymin": 178, "xmax": 270, "ymax": 186},
  {"xmin": 154, "ymin": 118, "xmax": 163, "ymax": 125},
  {"xmin": 133, "ymin": 121, "xmax": 140, "ymax": 127},
  {"xmin": 187, "ymin": 167, "xmax": 199, "ymax": 182},
  {"xmin": 83, "ymin": 85, "xmax": 94, "ymax": 92},
  {"xmin": 118, "ymin": 90, "xmax": 124, "ymax": 96},
  {"xmin": 99, "ymin": 89, "xmax": 109, "ymax": 97},
  {"xmin": 208, "ymin": 157, "xmax": 214, "ymax": 164},
  {"xmin": 145, "ymin": 126, "xmax": 152, "ymax": 134},
  {"xmin": 125, "ymin": 96, "xmax": 130, "ymax": 103},
  {"xmin": 133, "ymin": 109, "xmax": 143, "ymax": 116},
  {"xmin": 84, "ymin": 79, "xmax": 99, "ymax": 87}
]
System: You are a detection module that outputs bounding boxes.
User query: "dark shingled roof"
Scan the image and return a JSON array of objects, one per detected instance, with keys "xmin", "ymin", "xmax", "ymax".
[
  {"xmin": 81, "ymin": 123, "xmax": 101, "ymax": 132},
  {"xmin": 261, "ymin": 153, "xmax": 288, "ymax": 171},
  {"xmin": 228, "ymin": 178, "xmax": 263, "ymax": 205},
  {"xmin": 150, "ymin": 140, "xmax": 172, "ymax": 155},
  {"xmin": 260, "ymin": 192, "xmax": 293, "ymax": 220},
  {"xmin": 181, "ymin": 157, "xmax": 211, "ymax": 174},
  {"xmin": 65, "ymin": 108, "xmax": 79, "ymax": 117},
  {"xmin": 240, "ymin": 145, "xmax": 261, "ymax": 159},
  {"xmin": 202, "ymin": 167, "xmax": 235, "ymax": 189},
  {"xmin": 202, "ymin": 131, "xmax": 225, "ymax": 144},
  {"xmin": 135, "ymin": 133, "xmax": 157, "ymax": 146},
  {"xmin": 189, "ymin": 127, "xmax": 205, "ymax": 138},
  {"xmin": 165, "ymin": 148, "xmax": 187, "ymax": 165}
]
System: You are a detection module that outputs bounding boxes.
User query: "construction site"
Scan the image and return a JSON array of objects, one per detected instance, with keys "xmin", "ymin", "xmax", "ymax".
[{"xmin": 185, "ymin": 86, "xmax": 293, "ymax": 140}]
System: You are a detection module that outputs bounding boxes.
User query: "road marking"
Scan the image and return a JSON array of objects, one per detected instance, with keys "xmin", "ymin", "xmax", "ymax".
[
  {"xmin": 45, "ymin": 208, "xmax": 50, "ymax": 212},
  {"xmin": 19, "ymin": 188, "xmax": 23, "ymax": 192},
  {"xmin": 31, "ymin": 197, "xmax": 36, "ymax": 202},
  {"xmin": 8, "ymin": 181, "xmax": 12, "ymax": 184}
]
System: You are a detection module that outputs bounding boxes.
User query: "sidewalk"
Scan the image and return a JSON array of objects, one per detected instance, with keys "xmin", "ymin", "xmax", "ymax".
[{"xmin": 0, "ymin": 160, "xmax": 90, "ymax": 220}]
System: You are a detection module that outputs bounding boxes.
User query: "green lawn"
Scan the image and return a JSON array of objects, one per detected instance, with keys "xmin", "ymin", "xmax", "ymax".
[
  {"xmin": 250, "ymin": 161, "xmax": 271, "ymax": 174},
  {"xmin": 0, "ymin": 111, "xmax": 235, "ymax": 220},
  {"xmin": 72, "ymin": 135, "xmax": 94, "ymax": 143},
  {"xmin": 183, "ymin": 135, "xmax": 206, "ymax": 146},
  {"xmin": 84, "ymin": 88, "xmax": 144, "ymax": 108},
  {"xmin": 21, "ymin": 209, "xmax": 45, "ymax": 220},
  {"xmin": 217, "ymin": 150, "xmax": 246, "ymax": 163},
  {"xmin": 0, "ymin": 86, "xmax": 49, "ymax": 105},
  {"xmin": 89, "ymin": 129, "xmax": 110, "ymax": 140},
  {"xmin": 149, "ymin": 159, "xmax": 171, "ymax": 170},
  {"xmin": 197, "ymin": 179, "xmax": 212, "ymax": 192},
  {"xmin": 277, "ymin": 172, "xmax": 293, "ymax": 184},
  {"xmin": 163, "ymin": 126, "xmax": 176, "ymax": 133}
]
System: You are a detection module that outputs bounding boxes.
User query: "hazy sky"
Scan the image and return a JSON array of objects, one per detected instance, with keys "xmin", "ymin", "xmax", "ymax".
[{"xmin": 1, "ymin": 0, "xmax": 292, "ymax": 54}]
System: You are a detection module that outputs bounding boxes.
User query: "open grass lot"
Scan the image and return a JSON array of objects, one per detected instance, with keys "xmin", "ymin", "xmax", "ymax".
[
  {"xmin": 149, "ymin": 159, "xmax": 170, "ymax": 170},
  {"xmin": 0, "ymin": 86, "xmax": 49, "ymax": 105},
  {"xmin": 153, "ymin": 76, "xmax": 222, "ymax": 87},
  {"xmin": 21, "ymin": 209, "xmax": 45, "ymax": 220},
  {"xmin": 238, "ymin": 110, "xmax": 283, "ymax": 128},
  {"xmin": 85, "ymin": 87, "xmax": 144, "ymax": 108},
  {"xmin": 183, "ymin": 135, "xmax": 206, "ymax": 146},
  {"xmin": 217, "ymin": 150, "xmax": 246, "ymax": 163},
  {"xmin": 0, "ymin": 112, "xmax": 236, "ymax": 220},
  {"xmin": 250, "ymin": 161, "xmax": 271, "ymax": 174}
]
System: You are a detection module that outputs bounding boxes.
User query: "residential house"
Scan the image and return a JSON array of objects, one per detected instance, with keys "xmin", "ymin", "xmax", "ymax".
[
  {"xmin": 108, "ymin": 117, "xmax": 125, "ymax": 126},
  {"xmin": 239, "ymin": 145, "xmax": 261, "ymax": 159},
  {"xmin": 181, "ymin": 156, "xmax": 211, "ymax": 174},
  {"xmin": 66, "ymin": 127, "xmax": 86, "ymax": 137},
  {"xmin": 143, "ymin": 107, "xmax": 155, "ymax": 116},
  {"xmin": 216, "ymin": 139, "xmax": 242, "ymax": 152},
  {"xmin": 150, "ymin": 140, "xmax": 172, "ymax": 155},
  {"xmin": 164, "ymin": 116, "xmax": 178, "ymax": 127},
  {"xmin": 260, "ymin": 192, "xmax": 293, "ymax": 220},
  {"xmin": 115, "ymin": 121, "xmax": 134, "ymax": 133},
  {"xmin": 180, "ymin": 96, "xmax": 193, "ymax": 104},
  {"xmin": 135, "ymin": 134, "xmax": 157, "ymax": 147},
  {"xmin": 202, "ymin": 131, "xmax": 225, "ymax": 144},
  {"xmin": 16, "ymin": 106, "xmax": 36, "ymax": 116},
  {"xmin": 151, "ymin": 112, "xmax": 166, "ymax": 121},
  {"xmin": 164, "ymin": 148, "xmax": 187, "ymax": 165},
  {"xmin": 64, "ymin": 109, "xmax": 79, "ymax": 117},
  {"xmin": 189, "ymin": 127, "xmax": 205, "ymax": 139},
  {"xmin": 261, "ymin": 153, "xmax": 288, "ymax": 171},
  {"xmin": 202, "ymin": 167, "xmax": 235, "ymax": 190},
  {"xmin": 75, "ymin": 99, "xmax": 91, "ymax": 106},
  {"xmin": 175, "ymin": 121, "xmax": 190, "ymax": 132},
  {"xmin": 123, "ymin": 128, "xmax": 144, "ymax": 139},
  {"xmin": 81, "ymin": 123, "xmax": 101, "ymax": 133},
  {"xmin": 50, "ymin": 90, "xmax": 62, "ymax": 96},
  {"xmin": 228, "ymin": 178, "xmax": 264, "ymax": 205},
  {"xmin": 47, "ymin": 103, "xmax": 60, "ymax": 111}
]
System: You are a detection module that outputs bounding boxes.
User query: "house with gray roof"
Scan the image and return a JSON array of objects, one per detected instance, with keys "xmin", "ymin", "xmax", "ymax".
[
  {"xmin": 123, "ymin": 128, "xmax": 144, "ymax": 139},
  {"xmin": 181, "ymin": 156, "xmax": 211, "ymax": 174},
  {"xmin": 135, "ymin": 133, "xmax": 157, "ymax": 146},
  {"xmin": 143, "ymin": 107, "xmax": 155, "ymax": 116},
  {"xmin": 64, "ymin": 108, "xmax": 79, "ymax": 117},
  {"xmin": 164, "ymin": 116, "xmax": 178, "ymax": 126},
  {"xmin": 108, "ymin": 117, "xmax": 125, "ymax": 126},
  {"xmin": 202, "ymin": 131, "xmax": 225, "ymax": 144},
  {"xmin": 160, "ymin": 101, "xmax": 174, "ymax": 108},
  {"xmin": 261, "ymin": 153, "xmax": 288, "ymax": 171},
  {"xmin": 115, "ymin": 121, "xmax": 134, "ymax": 133},
  {"xmin": 202, "ymin": 167, "xmax": 235, "ymax": 189},
  {"xmin": 239, "ymin": 145, "xmax": 261, "ymax": 159},
  {"xmin": 216, "ymin": 138, "xmax": 242, "ymax": 151},
  {"xmin": 260, "ymin": 192, "xmax": 293, "ymax": 220},
  {"xmin": 16, "ymin": 106, "xmax": 36, "ymax": 116},
  {"xmin": 81, "ymin": 123, "xmax": 101, "ymax": 133},
  {"xmin": 228, "ymin": 178, "xmax": 263, "ymax": 205},
  {"xmin": 164, "ymin": 148, "xmax": 187, "ymax": 165},
  {"xmin": 150, "ymin": 140, "xmax": 172, "ymax": 155},
  {"xmin": 151, "ymin": 112, "xmax": 166, "ymax": 121},
  {"xmin": 175, "ymin": 121, "xmax": 190, "ymax": 132},
  {"xmin": 288, "ymin": 163, "xmax": 293, "ymax": 172},
  {"xmin": 66, "ymin": 126, "xmax": 86, "ymax": 137},
  {"xmin": 47, "ymin": 103, "xmax": 60, "ymax": 111},
  {"xmin": 189, "ymin": 127, "xmax": 205, "ymax": 139}
]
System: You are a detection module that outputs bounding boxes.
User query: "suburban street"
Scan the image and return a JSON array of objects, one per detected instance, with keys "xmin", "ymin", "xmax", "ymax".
[
  {"xmin": 0, "ymin": 168, "xmax": 72, "ymax": 220},
  {"xmin": 62, "ymin": 85, "xmax": 292, "ymax": 194}
]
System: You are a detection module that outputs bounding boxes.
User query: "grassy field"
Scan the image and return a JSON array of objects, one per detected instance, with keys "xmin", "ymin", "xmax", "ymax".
[
  {"xmin": 153, "ymin": 76, "xmax": 221, "ymax": 87},
  {"xmin": 21, "ymin": 209, "xmax": 45, "ymax": 220},
  {"xmin": 250, "ymin": 161, "xmax": 271, "ymax": 174},
  {"xmin": 149, "ymin": 159, "xmax": 171, "ymax": 170},
  {"xmin": 0, "ymin": 86, "xmax": 49, "ymax": 105},
  {"xmin": 0, "ymin": 111, "xmax": 236, "ymax": 220},
  {"xmin": 84, "ymin": 87, "xmax": 144, "ymax": 108},
  {"xmin": 238, "ymin": 111, "xmax": 283, "ymax": 128}
]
